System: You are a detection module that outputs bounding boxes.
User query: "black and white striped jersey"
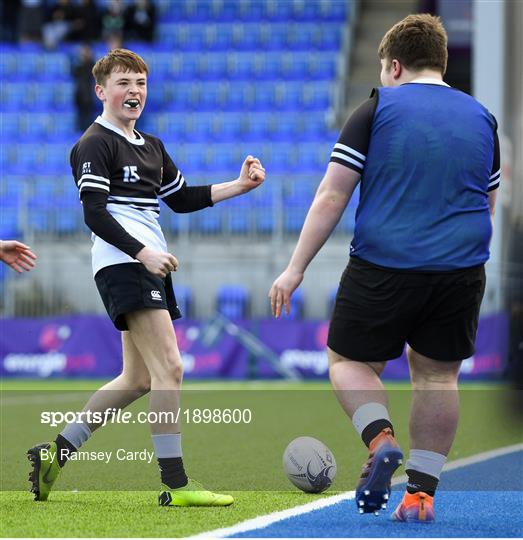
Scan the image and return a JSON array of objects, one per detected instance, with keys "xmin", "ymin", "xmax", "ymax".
[{"xmin": 70, "ymin": 116, "xmax": 211, "ymax": 275}]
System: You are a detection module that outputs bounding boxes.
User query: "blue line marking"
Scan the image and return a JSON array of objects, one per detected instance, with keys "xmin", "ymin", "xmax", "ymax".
[{"xmin": 230, "ymin": 450, "xmax": 523, "ymax": 538}]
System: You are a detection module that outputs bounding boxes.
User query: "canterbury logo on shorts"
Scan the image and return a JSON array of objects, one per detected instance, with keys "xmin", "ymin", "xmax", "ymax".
[{"xmin": 151, "ymin": 290, "xmax": 162, "ymax": 301}]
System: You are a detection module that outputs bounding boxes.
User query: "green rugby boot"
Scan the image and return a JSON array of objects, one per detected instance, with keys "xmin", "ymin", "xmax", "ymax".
[
  {"xmin": 158, "ymin": 479, "xmax": 234, "ymax": 507},
  {"xmin": 27, "ymin": 442, "xmax": 62, "ymax": 501}
]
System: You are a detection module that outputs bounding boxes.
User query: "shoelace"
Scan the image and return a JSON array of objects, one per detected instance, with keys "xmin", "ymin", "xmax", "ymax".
[{"xmin": 360, "ymin": 452, "xmax": 375, "ymax": 479}]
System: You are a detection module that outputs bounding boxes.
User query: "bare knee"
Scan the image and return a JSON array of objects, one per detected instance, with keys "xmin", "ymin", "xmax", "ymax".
[
  {"xmin": 151, "ymin": 346, "xmax": 184, "ymax": 385},
  {"xmin": 408, "ymin": 347, "xmax": 461, "ymax": 388},
  {"xmin": 119, "ymin": 373, "xmax": 151, "ymax": 395}
]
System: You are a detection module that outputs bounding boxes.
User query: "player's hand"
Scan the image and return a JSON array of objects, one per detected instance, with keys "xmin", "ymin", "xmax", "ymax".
[
  {"xmin": 238, "ymin": 155, "xmax": 265, "ymax": 193},
  {"xmin": 0, "ymin": 240, "xmax": 37, "ymax": 273},
  {"xmin": 135, "ymin": 247, "xmax": 179, "ymax": 278},
  {"xmin": 268, "ymin": 267, "xmax": 304, "ymax": 318}
]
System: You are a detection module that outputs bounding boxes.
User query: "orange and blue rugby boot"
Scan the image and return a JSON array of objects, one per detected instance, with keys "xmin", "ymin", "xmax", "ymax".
[
  {"xmin": 355, "ymin": 428, "xmax": 403, "ymax": 515},
  {"xmin": 392, "ymin": 491, "xmax": 435, "ymax": 523}
]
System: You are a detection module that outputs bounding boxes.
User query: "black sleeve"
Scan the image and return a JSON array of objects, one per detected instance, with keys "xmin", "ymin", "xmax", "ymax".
[
  {"xmin": 162, "ymin": 183, "xmax": 213, "ymax": 213},
  {"xmin": 157, "ymin": 141, "xmax": 214, "ymax": 213},
  {"xmin": 81, "ymin": 191, "xmax": 145, "ymax": 258},
  {"xmin": 329, "ymin": 90, "xmax": 378, "ymax": 173},
  {"xmin": 488, "ymin": 127, "xmax": 501, "ymax": 192}
]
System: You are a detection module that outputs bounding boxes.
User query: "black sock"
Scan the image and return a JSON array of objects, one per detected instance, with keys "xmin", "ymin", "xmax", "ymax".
[
  {"xmin": 361, "ymin": 419, "xmax": 394, "ymax": 448},
  {"xmin": 158, "ymin": 457, "xmax": 188, "ymax": 489},
  {"xmin": 406, "ymin": 468, "xmax": 438, "ymax": 496},
  {"xmin": 55, "ymin": 434, "xmax": 77, "ymax": 467}
]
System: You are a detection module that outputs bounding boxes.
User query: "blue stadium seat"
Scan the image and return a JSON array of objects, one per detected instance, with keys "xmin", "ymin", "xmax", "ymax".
[
  {"xmin": 38, "ymin": 84, "xmax": 58, "ymax": 109},
  {"xmin": 187, "ymin": 24, "xmax": 208, "ymax": 50},
  {"xmin": 266, "ymin": 0, "xmax": 294, "ymax": 20},
  {"xmin": 286, "ymin": 24, "xmax": 313, "ymax": 49},
  {"xmin": 293, "ymin": 1, "xmax": 324, "ymax": 21},
  {"xmin": 53, "ymin": 82, "xmax": 74, "ymax": 110},
  {"xmin": 43, "ymin": 53, "xmax": 70, "ymax": 78},
  {"xmin": 327, "ymin": 0, "xmax": 349, "ymax": 20},
  {"xmin": 200, "ymin": 53, "xmax": 228, "ymax": 78},
  {"xmin": 0, "ymin": 196, "xmax": 20, "ymax": 238},
  {"xmin": 55, "ymin": 198, "xmax": 82, "ymax": 234},
  {"xmin": 276, "ymin": 82, "xmax": 303, "ymax": 109},
  {"xmin": 31, "ymin": 176, "xmax": 61, "ymax": 199},
  {"xmin": 159, "ymin": 209, "xmax": 185, "ymax": 235},
  {"xmin": 0, "ymin": 83, "xmax": 25, "ymax": 110},
  {"xmin": 198, "ymin": 83, "xmax": 225, "ymax": 109},
  {"xmin": 186, "ymin": 0, "xmax": 214, "ymax": 21},
  {"xmin": 302, "ymin": 112, "xmax": 329, "ymax": 138},
  {"xmin": 214, "ymin": 114, "xmax": 243, "ymax": 139},
  {"xmin": 0, "ymin": 176, "xmax": 25, "ymax": 199},
  {"xmin": 17, "ymin": 53, "xmax": 43, "ymax": 77},
  {"xmin": 314, "ymin": 25, "xmax": 343, "ymax": 50},
  {"xmin": 1, "ymin": 114, "xmax": 19, "ymax": 137},
  {"xmin": 20, "ymin": 113, "xmax": 49, "ymax": 138},
  {"xmin": 308, "ymin": 54, "xmax": 337, "ymax": 78},
  {"xmin": 226, "ymin": 197, "xmax": 251, "ymax": 234},
  {"xmin": 172, "ymin": 82, "xmax": 200, "ymax": 109},
  {"xmin": 283, "ymin": 194, "xmax": 313, "ymax": 233},
  {"xmin": 27, "ymin": 197, "xmax": 53, "ymax": 233},
  {"xmin": 228, "ymin": 52, "xmax": 254, "ymax": 78},
  {"xmin": 208, "ymin": 23, "xmax": 233, "ymax": 49},
  {"xmin": 261, "ymin": 24, "xmax": 286, "ymax": 49},
  {"xmin": 178, "ymin": 54, "xmax": 200, "ymax": 79},
  {"xmin": 180, "ymin": 143, "xmax": 206, "ymax": 170},
  {"xmin": 156, "ymin": 23, "xmax": 180, "ymax": 47},
  {"xmin": 302, "ymin": 83, "xmax": 331, "ymax": 109},
  {"xmin": 273, "ymin": 143, "xmax": 300, "ymax": 170},
  {"xmin": 251, "ymin": 82, "xmax": 276, "ymax": 109},
  {"xmin": 253, "ymin": 191, "xmax": 275, "ymax": 234},
  {"xmin": 42, "ymin": 144, "xmax": 69, "ymax": 172},
  {"xmin": 280, "ymin": 53, "xmax": 309, "ymax": 79},
  {"xmin": 0, "ymin": 52, "xmax": 17, "ymax": 78},
  {"xmin": 217, "ymin": 285, "xmax": 249, "ymax": 319},
  {"xmin": 191, "ymin": 206, "xmax": 222, "ymax": 234},
  {"xmin": 209, "ymin": 143, "xmax": 236, "ymax": 170},
  {"xmin": 185, "ymin": 114, "xmax": 213, "ymax": 140},
  {"xmin": 14, "ymin": 143, "xmax": 40, "ymax": 171}
]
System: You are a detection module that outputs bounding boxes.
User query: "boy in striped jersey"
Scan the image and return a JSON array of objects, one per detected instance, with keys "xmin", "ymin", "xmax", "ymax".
[
  {"xmin": 269, "ymin": 14, "xmax": 500, "ymax": 522},
  {"xmin": 27, "ymin": 48, "xmax": 265, "ymax": 506}
]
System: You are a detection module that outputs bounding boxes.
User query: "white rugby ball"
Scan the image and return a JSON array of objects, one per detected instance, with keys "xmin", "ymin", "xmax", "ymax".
[{"xmin": 283, "ymin": 436, "xmax": 336, "ymax": 493}]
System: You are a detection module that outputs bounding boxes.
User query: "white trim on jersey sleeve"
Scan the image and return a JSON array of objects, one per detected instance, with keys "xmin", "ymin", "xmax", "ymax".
[
  {"xmin": 488, "ymin": 169, "xmax": 501, "ymax": 189},
  {"xmin": 78, "ymin": 174, "xmax": 110, "ymax": 186},
  {"xmin": 158, "ymin": 173, "xmax": 186, "ymax": 199},
  {"xmin": 330, "ymin": 143, "xmax": 366, "ymax": 171},
  {"xmin": 79, "ymin": 182, "xmax": 110, "ymax": 192},
  {"xmin": 334, "ymin": 143, "xmax": 366, "ymax": 161}
]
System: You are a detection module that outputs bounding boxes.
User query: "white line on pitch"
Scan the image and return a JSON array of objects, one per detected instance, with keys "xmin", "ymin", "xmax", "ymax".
[{"xmin": 188, "ymin": 443, "xmax": 523, "ymax": 539}]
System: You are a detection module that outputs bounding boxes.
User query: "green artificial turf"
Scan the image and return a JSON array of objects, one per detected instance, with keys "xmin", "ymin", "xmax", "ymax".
[{"xmin": 1, "ymin": 380, "xmax": 520, "ymax": 537}]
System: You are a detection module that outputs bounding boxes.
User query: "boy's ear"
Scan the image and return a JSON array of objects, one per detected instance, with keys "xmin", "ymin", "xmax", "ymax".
[
  {"xmin": 392, "ymin": 59, "xmax": 402, "ymax": 79},
  {"xmin": 95, "ymin": 84, "xmax": 105, "ymax": 101}
]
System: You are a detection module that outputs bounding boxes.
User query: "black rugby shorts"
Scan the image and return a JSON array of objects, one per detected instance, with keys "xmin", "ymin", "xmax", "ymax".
[
  {"xmin": 328, "ymin": 257, "xmax": 486, "ymax": 362},
  {"xmin": 95, "ymin": 262, "xmax": 181, "ymax": 331}
]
